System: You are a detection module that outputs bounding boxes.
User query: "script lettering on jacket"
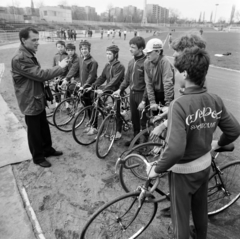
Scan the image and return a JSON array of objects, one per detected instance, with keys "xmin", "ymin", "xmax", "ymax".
[{"xmin": 186, "ymin": 107, "xmax": 222, "ymax": 126}]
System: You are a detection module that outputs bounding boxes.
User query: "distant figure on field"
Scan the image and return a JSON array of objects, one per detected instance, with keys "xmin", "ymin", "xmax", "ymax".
[
  {"xmin": 101, "ymin": 28, "xmax": 104, "ymax": 39},
  {"xmin": 200, "ymin": 28, "xmax": 203, "ymax": 35},
  {"xmin": 168, "ymin": 33, "xmax": 172, "ymax": 48},
  {"xmin": 124, "ymin": 29, "xmax": 127, "ymax": 40}
]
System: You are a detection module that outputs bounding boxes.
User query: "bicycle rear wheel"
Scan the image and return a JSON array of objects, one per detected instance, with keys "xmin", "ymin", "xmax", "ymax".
[
  {"xmin": 72, "ymin": 106, "xmax": 104, "ymax": 145},
  {"xmin": 53, "ymin": 97, "xmax": 83, "ymax": 132},
  {"xmin": 80, "ymin": 191, "xmax": 158, "ymax": 239},
  {"xmin": 119, "ymin": 150, "xmax": 169, "ymax": 204},
  {"xmin": 46, "ymin": 93, "xmax": 64, "ymax": 126},
  {"xmin": 208, "ymin": 160, "xmax": 240, "ymax": 216},
  {"xmin": 96, "ymin": 114, "xmax": 117, "ymax": 158}
]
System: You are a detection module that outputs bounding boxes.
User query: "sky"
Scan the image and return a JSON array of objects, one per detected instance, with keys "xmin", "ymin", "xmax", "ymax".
[{"xmin": 0, "ymin": 0, "xmax": 239, "ymax": 21}]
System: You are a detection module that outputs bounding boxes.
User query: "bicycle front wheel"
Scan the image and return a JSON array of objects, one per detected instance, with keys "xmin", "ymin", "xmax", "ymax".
[
  {"xmin": 80, "ymin": 191, "xmax": 158, "ymax": 239},
  {"xmin": 208, "ymin": 160, "xmax": 240, "ymax": 216},
  {"xmin": 46, "ymin": 92, "xmax": 64, "ymax": 126},
  {"xmin": 53, "ymin": 97, "xmax": 83, "ymax": 132},
  {"xmin": 96, "ymin": 114, "xmax": 117, "ymax": 158},
  {"xmin": 72, "ymin": 106, "xmax": 104, "ymax": 145},
  {"xmin": 119, "ymin": 149, "xmax": 169, "ymax": 204}
]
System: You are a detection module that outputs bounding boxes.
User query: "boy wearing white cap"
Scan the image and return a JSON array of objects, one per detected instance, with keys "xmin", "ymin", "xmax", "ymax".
[{"xmin": 139, "ymin": 38, "xmax": 175, "ymax": 112}]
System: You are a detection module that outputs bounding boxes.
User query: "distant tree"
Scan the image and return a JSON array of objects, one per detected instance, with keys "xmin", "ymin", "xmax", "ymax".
[
  {"xmin": 230, "ymin": 5, "xmax": 236, "ymax": 23},
  {"xmin": 210, "ymin": 11, "xmax": 213, "ymax": 22},
  {"xmin": 169, "ymin": 8, "xmax": 181, "ymax": 24},
  {"xmin": 106, "ymin": 3, "xmax": 113, "ymax": 22},
  {"xmin": 234, "ymin": 10, "xmax": 240, "ymax": 23},
  {"xmin": 203, "ymin": 12, "xmax": 205, "ymax": 22},
  {"xmin": 198, "ymin": 12, "xmax": 202, "ymax": 23},
  {"xmin": 35, "ymin": 0, "xmax": 45, "ymax": 8}
]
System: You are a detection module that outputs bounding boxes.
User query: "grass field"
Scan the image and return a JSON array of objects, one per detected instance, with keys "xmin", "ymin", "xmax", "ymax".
[{"xmin": 150, "ymin": 30, "xmax": 240, "ymax": 71}]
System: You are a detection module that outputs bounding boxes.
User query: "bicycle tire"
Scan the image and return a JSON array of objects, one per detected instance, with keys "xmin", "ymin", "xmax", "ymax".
[
  {"xmin": 72, "ymin": 105, "xmax": 104, "ymax": 146},
  {"xmin": 119, "ymin": 150, "xmax": 169, "ymax": 204},
  {"xmin": 80, "ymin": 191, "xmax": 158, "ymax": 239},
  {"xmin": 129, "ymin": 124, "xmax": 166, "ymax": 150},
  {"xmin": 46, "ymin": 92, "xmax": 64, "ymax": 126},
  {"xmin": 96, "ymin": 114, "xmax": 117, "ymax": 158},
  {"xmin": 208, "ymin": 160, "xmax": 240, "ymax": 216},
  {"xmin": 53, "ymin": 97, "xmax": 83, "ymax": 132},
  {"xmin": 127, "ymin": 142, "xmax": 165, "ymax": 180}
]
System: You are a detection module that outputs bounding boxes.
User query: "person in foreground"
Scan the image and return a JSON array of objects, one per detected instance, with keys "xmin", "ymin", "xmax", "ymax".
[
  {"xmin": 147, "ymin": 46, "xmax": 240, "ymax": 239},
  {"xmin": 11, "ymin": 27, "xmax": 69, "ymax": 168}
]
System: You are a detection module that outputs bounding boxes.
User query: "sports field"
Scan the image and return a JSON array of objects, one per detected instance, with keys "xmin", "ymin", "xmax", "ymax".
[{"xmin": 0, "ymin": 30, "xmax": 240, "ymax": 239}]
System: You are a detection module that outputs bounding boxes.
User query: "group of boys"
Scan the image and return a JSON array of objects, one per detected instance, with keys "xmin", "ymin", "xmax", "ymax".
[
  {"xmin": 52, "ymin": 36, "xmax": 175, "ymax": 145},
  {"xmin": 12, "ymin": 26, "xmax": 240, "ymax": 239},
  {"xmin": 56, "ymin": 33, "xmax": 240, "ymax": 239}
]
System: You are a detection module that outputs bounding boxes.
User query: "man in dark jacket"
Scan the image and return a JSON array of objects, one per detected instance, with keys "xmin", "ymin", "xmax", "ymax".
[
  {"xmin": 113, "ymin": 37, "xmax": 148, "ymax": 146},
  {"xmin": 11, "ymin": 27, "xmax": 69, "ymax": 167},
  {"xmin": 86, "ymin": 45, "xmax": 125, "ymax": 137}
]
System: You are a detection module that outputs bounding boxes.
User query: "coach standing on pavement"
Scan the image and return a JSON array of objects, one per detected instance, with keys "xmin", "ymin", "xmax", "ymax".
[{"xmin": 11, "ymin": 27, "xmax": 69, "ymax": 168}]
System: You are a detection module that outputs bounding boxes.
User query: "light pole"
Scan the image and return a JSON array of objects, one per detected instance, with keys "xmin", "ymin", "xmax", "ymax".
[{"xmin": 214, "ymin": 4, "xmax": 219, "ymax": 23}]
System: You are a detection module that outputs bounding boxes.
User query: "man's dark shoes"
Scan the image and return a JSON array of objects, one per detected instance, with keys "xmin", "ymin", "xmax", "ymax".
[
  {"xmin": 44, "ymin": 150, "xmax": 63, "ymax": 157},
  {"xmin": 35, "ymin": 159, "xmax": 51, "ymax": 168}
]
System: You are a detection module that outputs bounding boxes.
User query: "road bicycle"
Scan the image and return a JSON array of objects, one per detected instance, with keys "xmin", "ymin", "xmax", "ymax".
[
  {"xmin": 80, "ymin": 143, "xmax": 240, "ymax": 238},
  {"xmin": 95, "ymin": 94, "xmax": 132, "ymax": 159},
  {"xmin": 72, "ymin": 91, "xmax": 114, "ymax": 146},
  {"xmin": 45, "ymin": 77, "xmax": 72, "ymax": 126},
  {"xmin": 53, "ymin": 83, "xmax": 85, "ymax": 132}
]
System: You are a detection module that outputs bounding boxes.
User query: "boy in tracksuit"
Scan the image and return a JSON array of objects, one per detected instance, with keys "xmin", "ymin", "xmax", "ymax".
[
  {"xmin": 138, "ymin": 38, "xmax": 175, "ymax": 112},
  {"xmin": 78, "ymin": 40, "xmax": 98, "ymax": 133},
  {"xmin": 147, "ymin": 47, "xmax": 240, "ymax": 239},
  {"xmin": 52, "ymin": 40, "xmax": 68, "ymax": 106},
  {"xmin": 113, "ymin": 37, "xmax": 147, "ymax": 146},
  {"xmin": 86, "ymin": 45, "xmax": 125, "ymax": 136}
]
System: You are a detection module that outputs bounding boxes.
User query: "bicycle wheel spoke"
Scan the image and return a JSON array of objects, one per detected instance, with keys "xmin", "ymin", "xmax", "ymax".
[
  {"xmin": 73, "ymin": 106, "xmax": 104, "ymax": 145},
  {"xmin": 208, "ymin": 161, "xmax": 240, "ymax": 215},
  {"xmin": 81, "ymin": 192, "xmax": 157, "ymax": 239},
  {"xmin": 96, "ymin": 115, "xmax": 117, "ymax": 158}
]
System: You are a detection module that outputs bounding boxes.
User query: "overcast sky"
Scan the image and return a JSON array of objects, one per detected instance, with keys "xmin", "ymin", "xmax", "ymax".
[{"xmin": 1, "ymin": 0, "xmax": 238, "ymax": 21}]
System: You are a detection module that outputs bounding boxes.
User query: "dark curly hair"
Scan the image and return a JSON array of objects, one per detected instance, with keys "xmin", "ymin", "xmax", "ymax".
[
  {"xmin": 129, "ymin": 36, "xmax": 146, "ymax": 50},
  {"xmin": 174, "ymin": 46, "xmax": 210, "ymax": 86},
  {"xmin": 171, "ymin": 33, "xmax": 206, "ymax": 52}
]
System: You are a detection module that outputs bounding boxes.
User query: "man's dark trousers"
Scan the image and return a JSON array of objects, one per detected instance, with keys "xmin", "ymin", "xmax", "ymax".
[
  {"xmin": 130, "ymin": 90, "xmax": 147, "ymax": 134},
  {"xmin": 25, "ymin": 109, "xmax": 54, "ymax": 164}
]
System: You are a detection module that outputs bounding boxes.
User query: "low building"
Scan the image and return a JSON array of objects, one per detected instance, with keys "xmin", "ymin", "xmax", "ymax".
[{"xmin": 39, "ymin": 6, "xmax": 72, "ymax": 23}]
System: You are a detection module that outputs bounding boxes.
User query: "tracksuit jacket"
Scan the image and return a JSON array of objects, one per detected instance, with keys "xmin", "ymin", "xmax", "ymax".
[
  {"xmin": 119, "ymin": 54, "xmax": 146, "ymax": 94},
  {"xmin": 65, "ymin": 53, "xmax": 79, "ymax": 82},
  {"xmin": 155, "ymin": 86, "xmax": 240, "ymax": 174},
  {"xmin": 79, "ymin": 54, "xmax": 98, "ymax": 87},
  {"xmin": 52, "ymin": 51, "xmax": 68, "ymax": 67},
  {"xmin": 92, "ymin": 60, "xmax": 125, "ymax": 92},
  {"xmin": 144, "ymin": 55, "xmax": 175, "ymax": 106}
]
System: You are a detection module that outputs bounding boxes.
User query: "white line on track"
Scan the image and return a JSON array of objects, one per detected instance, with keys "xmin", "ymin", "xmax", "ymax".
[
  {"xmin": 21, "ymin": 187, "xmax": 46, "ymax": 239},
  {"xmin": 0, "ymin": 63, "xmax": 5, "ymax": 84},
  {"xmin": 166, "ymin": 56, "xmax": 240, "ymax": 73}
]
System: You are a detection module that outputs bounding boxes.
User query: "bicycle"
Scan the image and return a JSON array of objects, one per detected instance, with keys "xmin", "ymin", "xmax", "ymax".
[
  {"xmin": 128, "ymin": 104, "xmax": 167, "ymax": 149},
  {"xmin": 53, "ymin": 83, "xmax": 85, "ymax": 132},
  {"xmin": 80, "ymin": 144, "xmax": 240, "ymax": 238},
  {"xmin": 45, "ymin": 77, "xmax": 74, "ymax": 126},
  {"xmin": 116, "ymin": 142, "xmax": 240, "ymax": 215},
  {"xmin": 95, "ymin": 94, "xmax": 132, "ymax": 159},
  {"xmin": 72, "ymin": 91, "xmax": 114, "ymax": 146}
]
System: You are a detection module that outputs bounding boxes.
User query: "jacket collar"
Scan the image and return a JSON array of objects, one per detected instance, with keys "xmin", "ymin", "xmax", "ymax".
[
  {"xmin": 108, "ymin": 59, "xmax": 119, "ymax": 67},
  {"xmin": 83, "ymin": 54, "xmax": 92, "ymax": 61},
  {"xmin": 183, "ymin": 85, "xmax": 207, "ymax": 95},
  {"xmin": 19, "ymin": 44, "xmax": 35, "ymax": 58}
]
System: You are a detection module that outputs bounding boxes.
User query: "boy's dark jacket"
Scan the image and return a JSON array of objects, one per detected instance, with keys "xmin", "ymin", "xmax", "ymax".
[
  {"xmin": 120, "ymin": 54, "xmax": 146, "ymax": 94},
  {"xmin": 155, "ymin": 86, "xmax": 240, "ymax": 173},
  {"xmin": 79, "ymin": 54, "xmax": 98, "ymax": 87},
  {"xmin": 92, "ymin": 60, "xmax": 125, "ymax": 92},
  {"xmin": 65, "ymin": 53, "xmax": 79, "ymax": 81}
]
